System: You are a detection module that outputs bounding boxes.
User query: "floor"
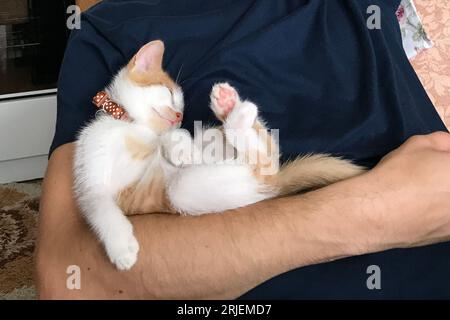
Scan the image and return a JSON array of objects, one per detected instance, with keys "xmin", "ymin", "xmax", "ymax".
[{"xmin": 0, "ymin": 180, "xmax": 41, "ymax": 300}]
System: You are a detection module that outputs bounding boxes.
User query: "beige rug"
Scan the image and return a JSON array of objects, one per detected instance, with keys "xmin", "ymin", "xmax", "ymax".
[{"xmin": 0, "ymin": 181, "xmax": 41, "ymax": 300}]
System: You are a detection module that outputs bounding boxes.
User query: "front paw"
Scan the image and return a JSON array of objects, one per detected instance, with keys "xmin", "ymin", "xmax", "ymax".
[{"xmin": 104, "ymin": 233, "xmax": 140, "ymax": 271}]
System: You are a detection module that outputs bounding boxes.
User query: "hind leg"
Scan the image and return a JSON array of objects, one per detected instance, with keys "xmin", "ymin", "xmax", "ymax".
[
  {"xmin": 210, "ymin": 83, "xmax": 279, "ymax": 176},
  {"xmin": 210, "ymin": 82, "xmax": 264, "ymax": 132}
]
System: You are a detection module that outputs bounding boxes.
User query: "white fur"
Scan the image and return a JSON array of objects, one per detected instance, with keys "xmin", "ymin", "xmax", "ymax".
[
  {"xmin": 167, "ymin": 164, "xmax": 272, "ymax": 215},
  {"xmin": 107, "ymin": 69, "xmax": 184, "ymax": 126},
  {"xmin": 74, "ymin": 116, "xmax": 157, "ymax": 270}
]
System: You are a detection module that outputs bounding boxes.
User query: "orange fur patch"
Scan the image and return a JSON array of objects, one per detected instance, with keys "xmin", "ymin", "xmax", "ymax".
[
  {"xmin": 124, "ymin": 135, "xmax": 154, "ymax": 160},
  {"xmin": 117, "ymin": 170, "xmax": 172, "ymax": 215},
  {"xmin": 251, "ymin": 120, "xmax": 279, "ymax": 181},
  {"xmin": 126, "ymin": 40, "xmax": 177, "ymax": 89},
  {"xmin": 128, "ymin": 65, "xmax": 177, "ymax": 90},
  {"xmin": 127, "ymin": 57, "xmax": 175, "ymax": 90}
]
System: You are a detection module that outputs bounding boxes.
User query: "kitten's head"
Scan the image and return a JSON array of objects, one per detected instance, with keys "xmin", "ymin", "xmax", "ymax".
[{"xmin": 107, "ymin": 40, "xmax": 184, "ymax": 133}]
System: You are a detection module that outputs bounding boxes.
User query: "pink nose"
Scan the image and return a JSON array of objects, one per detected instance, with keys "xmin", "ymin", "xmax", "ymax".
[{"xmin": 175, "ymin": 112, "xmax": 183, "ymax": 122}]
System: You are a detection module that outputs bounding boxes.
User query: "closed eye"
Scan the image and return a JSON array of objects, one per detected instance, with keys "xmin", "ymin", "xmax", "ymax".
[
  {"xmin": 165, "ymin": 86, "xmax": 175, "ymax": 105},
  {"xmin": 167, "ymin": 89, "xmax": 174, "ymax": 105}
]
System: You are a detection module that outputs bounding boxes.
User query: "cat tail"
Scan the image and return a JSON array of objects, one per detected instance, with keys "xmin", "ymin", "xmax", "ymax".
[{"xmin": 273, "ymin": 154, "xmax": 365, "ymax": 196}]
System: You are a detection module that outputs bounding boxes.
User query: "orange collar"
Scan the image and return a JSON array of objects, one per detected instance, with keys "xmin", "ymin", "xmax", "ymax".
[{"xmin": 92, "ymin": 91, "xmax": 126, "ymax": 120}]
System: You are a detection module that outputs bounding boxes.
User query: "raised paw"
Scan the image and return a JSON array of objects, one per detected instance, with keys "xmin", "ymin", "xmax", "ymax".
[
  {"xmin": 210, "ymin": 82, "xmax": 240, "ymax": 121},
  {"xmin": 105, "ymin": 233, "xmax": 140, "ymax": 271},
  {"xmin": 224, "ymin": 101, "xmax": 258, "ymax": 130}
]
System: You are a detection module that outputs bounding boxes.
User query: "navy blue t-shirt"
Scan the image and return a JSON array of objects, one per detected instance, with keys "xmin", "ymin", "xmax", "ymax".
[{"xmin": 51, "ymin": 0, "xmax": 450, "ymax": 298}]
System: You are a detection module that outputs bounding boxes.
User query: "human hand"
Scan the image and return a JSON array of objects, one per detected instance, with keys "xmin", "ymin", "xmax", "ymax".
[{"xmin": 366, "ymin": 132, "xmax": 450, "ymax": 249}]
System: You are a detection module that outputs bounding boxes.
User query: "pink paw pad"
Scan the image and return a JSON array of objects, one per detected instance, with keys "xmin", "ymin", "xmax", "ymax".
[{"xmin": 212, "ymin": 83, "xmax": 239, "ymax": 117}]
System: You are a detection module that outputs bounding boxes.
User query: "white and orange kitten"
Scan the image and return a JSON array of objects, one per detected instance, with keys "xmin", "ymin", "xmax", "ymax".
[{"xmin": 74, "ymin": 40, "xmax": 363, "ymax": 270}]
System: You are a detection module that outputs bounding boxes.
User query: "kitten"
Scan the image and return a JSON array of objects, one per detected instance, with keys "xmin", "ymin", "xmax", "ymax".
[{"xmin": 74, "ymin": 40, "xmax": 364, "ymax": 270}]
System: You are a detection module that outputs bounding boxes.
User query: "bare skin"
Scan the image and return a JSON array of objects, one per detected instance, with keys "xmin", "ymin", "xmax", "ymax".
[{"xmin": 36, "ymin": 132, "xmax": 450, "ymax": 299}]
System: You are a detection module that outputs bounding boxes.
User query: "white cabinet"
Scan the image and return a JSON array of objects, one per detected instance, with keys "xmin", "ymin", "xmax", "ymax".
[{"xmin": 0, "ymin": 95, "xmax": 56, "ymax": 183}]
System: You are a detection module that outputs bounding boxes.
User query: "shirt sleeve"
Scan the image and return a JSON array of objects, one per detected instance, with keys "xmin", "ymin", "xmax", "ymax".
[{"xmin": 49, "ymin": 16, "xmax": 123, "ymax": 156}]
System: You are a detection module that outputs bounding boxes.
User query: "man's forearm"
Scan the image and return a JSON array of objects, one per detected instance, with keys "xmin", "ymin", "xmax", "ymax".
[
  {"xmin": 37, "ymin": 143, "xmax": 384, "ymax": 299},
  {"xmin": 130, "ymin": 175, "xmax": 385, "ymax": 299},
  {"xmin": 37, "ymin": 134, "xmax": 450, "ymax": 299}
]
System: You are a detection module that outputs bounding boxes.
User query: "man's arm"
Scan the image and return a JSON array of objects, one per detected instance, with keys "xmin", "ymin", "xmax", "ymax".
[{"xmin": 36, "ymin": 133, "xmax": 450, "ymax": 299}]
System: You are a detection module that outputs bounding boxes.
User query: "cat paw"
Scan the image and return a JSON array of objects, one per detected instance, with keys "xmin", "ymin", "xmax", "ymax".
[
  {"xmin": 224, "ymin": 101, "xmax": 258, "ymax": 130},
  {"xmin": 210, "ymin": 82, "xmax": 240, "ymax": 120},
  {"xmin": 105, "ymin": 234, "xmax": 140, "ymax": 271}
]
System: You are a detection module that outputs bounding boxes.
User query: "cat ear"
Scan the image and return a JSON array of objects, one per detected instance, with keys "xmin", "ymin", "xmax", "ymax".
[{"xmin": 131, "ymin": 40, "xmax": 165, "ymax": 74}]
